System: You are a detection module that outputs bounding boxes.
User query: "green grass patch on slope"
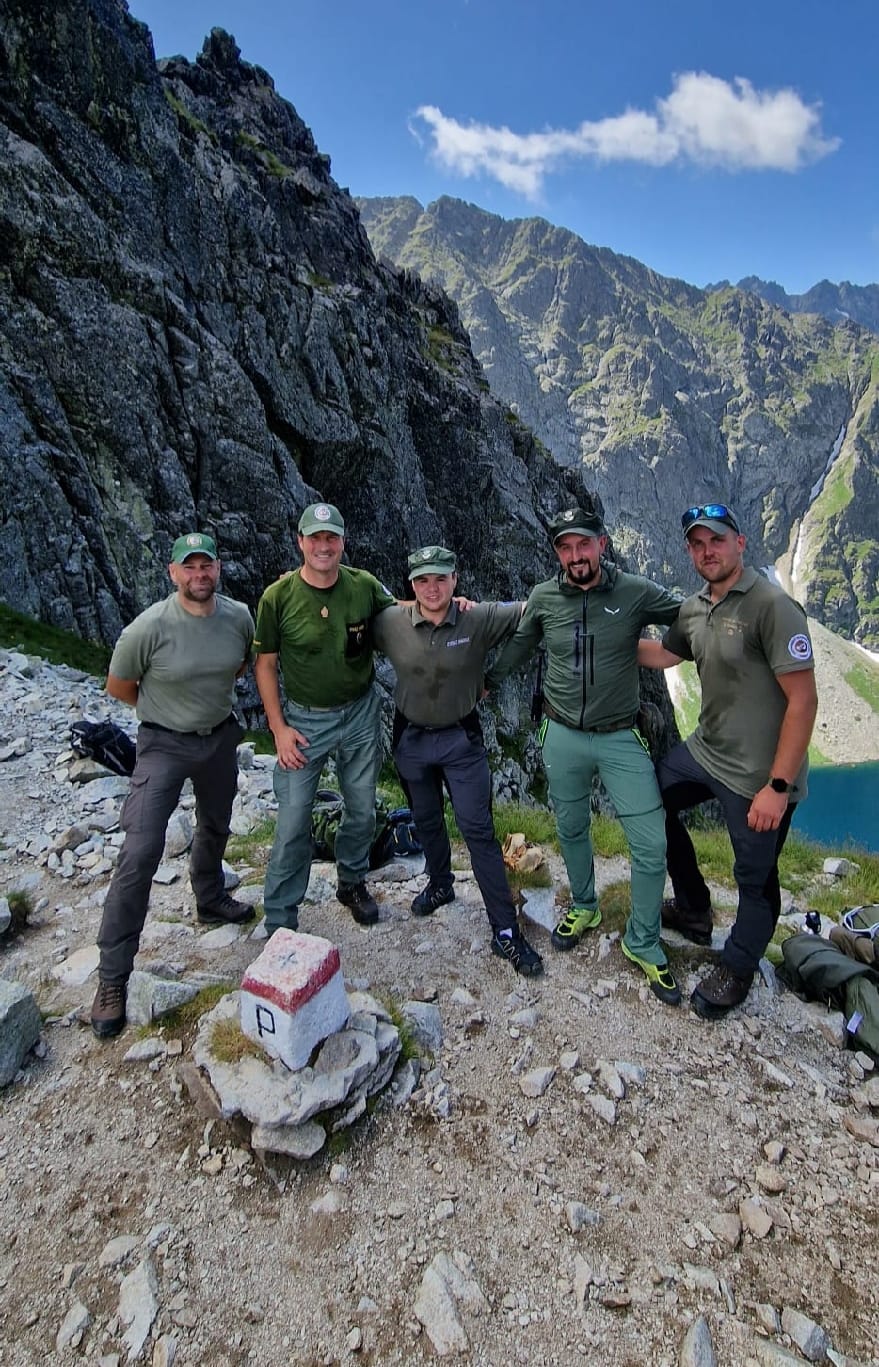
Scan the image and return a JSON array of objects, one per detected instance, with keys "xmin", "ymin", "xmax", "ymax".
[
  {"xmin": 843, "ymin": 659, "xmax": 879, "ymax": 714},
  {"xmin": 0, "ymin": 603, "xmax": 111, "ymax": 676}
]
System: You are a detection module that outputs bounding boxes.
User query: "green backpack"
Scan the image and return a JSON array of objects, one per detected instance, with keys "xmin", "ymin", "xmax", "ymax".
[
  {"xmin": 311, "ymin": 790, "xmax": 422, "ymax": 869},
  {"xmin": 781, "ymin": 931, "xmax": 879, "ymax": 1061}
]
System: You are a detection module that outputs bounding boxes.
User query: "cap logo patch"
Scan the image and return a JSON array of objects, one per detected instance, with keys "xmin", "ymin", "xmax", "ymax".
[
  {"xmin": 421, "ymin": 550, "xmax": 431, "ymax": 560},
  {"xmin": 788, "ymin": 633, "xmax": 813, "ymax": 661},
  {"xmin": 562, "ymin": 511, "xmax": 575, "ymax": 522},
  {"xmin": 187, "ymin": 534, "xmax": 201, "ymax": 546},
  {"xmin": 314, "ymin": 504, "xmax": 332, "ymax": 522}
]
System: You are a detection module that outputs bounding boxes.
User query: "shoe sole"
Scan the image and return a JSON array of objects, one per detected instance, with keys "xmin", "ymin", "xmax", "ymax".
[
  {"xmin": 196, "ymin": 911, "xmax": 254, "ymax": 926},
  {"xmin": 621, "ymin": 941, "xmax": 681, "ymax": 1007},
  {"xmin": 690, "ymin": 990, "xmax": 743, "ymax": 1020}
]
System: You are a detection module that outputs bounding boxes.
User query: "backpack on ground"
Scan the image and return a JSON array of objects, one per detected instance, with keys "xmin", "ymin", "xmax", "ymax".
[
  {"xmin": 311, "ymin": 790, "xmax": 423, "ymax": 869},
  {"xmin": 69, "ymin": 719, "xmax": 136, "ymax": 777},
  {"xmin": 780, "ymin": 930, "xmax": 879, "ymax": 1061}
]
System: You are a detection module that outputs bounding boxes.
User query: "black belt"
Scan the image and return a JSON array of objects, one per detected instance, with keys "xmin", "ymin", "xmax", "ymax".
[
  {"xmin": 542, "ymin": 700, "xmax": 635, "ymax": 734},
  {"xmin": 140, "ymin": 715, "xmax": 234, "ymax": 738}
]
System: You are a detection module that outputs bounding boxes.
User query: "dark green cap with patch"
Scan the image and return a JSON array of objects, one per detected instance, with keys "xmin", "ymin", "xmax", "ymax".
[
  {"xmin": 171, "ymin": 532, "xmax": 218, "ymax": 563},
  {"xmin": 407, "ymin": 545, "xmax": 457, "ymax": 578}
]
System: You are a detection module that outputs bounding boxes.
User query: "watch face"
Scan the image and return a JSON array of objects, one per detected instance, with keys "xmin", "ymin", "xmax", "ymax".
[{"xmin": 770, "ymin": 778, "xmax": 789, "ymax": 793}]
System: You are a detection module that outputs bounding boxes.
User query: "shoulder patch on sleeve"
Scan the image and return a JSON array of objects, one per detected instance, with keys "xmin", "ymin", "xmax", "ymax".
[{"xmin": 787, "ymin": 633, "xmax": 813, "ymax": 662}]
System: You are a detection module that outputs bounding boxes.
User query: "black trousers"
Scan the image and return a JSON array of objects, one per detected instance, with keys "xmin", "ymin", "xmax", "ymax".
[
  {"xmin": 657, "ymin": 742, "xmax": 796, "ymax": 978},
  {"xmin": 393, "ymin": 717, "xmax": 516, "ymax": 933}
]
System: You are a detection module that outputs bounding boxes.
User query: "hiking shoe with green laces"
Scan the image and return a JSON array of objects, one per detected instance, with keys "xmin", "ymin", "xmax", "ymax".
[
  {"xmin": 490, "ymin": 928, "xmax": 544, "ymax": 977},
  {"xmin": 551, "ymin": 904, "xmax": 601, "ymax": 951},
  {"xmin": 621, "ymin": 940, "xmax": 682, "ymax": 1007}
]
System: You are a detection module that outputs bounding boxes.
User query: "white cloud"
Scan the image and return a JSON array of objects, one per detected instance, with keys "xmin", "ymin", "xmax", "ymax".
[{"xmin": 413, "ymin": 72, "xmax": 839, "ymax": 197}]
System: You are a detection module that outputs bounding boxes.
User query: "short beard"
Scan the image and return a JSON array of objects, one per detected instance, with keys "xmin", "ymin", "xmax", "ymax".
[{"xmin": 566, "ymin": 561, "xmax": 600, "ymax": 587}]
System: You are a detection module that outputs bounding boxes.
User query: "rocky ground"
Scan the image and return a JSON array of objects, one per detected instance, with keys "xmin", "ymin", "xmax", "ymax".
[{"xmin": 1, "ymin": 650, "xmax": 878, "ymax": 1367}]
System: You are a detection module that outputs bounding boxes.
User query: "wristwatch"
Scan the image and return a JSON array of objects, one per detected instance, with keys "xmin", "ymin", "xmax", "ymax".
[{"xmin": 769, "ymin": 776, "xmax": 792, "ymax": 794}]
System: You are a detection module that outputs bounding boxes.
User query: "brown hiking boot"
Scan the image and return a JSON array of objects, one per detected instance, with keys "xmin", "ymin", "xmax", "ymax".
[
  {"xmin": 691, "ymin": 964, "xmax": 752, "ymax": 1020},
  {"xmin": 661, "ymin": 898, "xmax": 713, "ymax": 947},
  {"xmin": 337, "ymin": 881, "xmax": 379, "ymax": 926},
  {"xmin": 91, "ymin": 980, "xmax": 127, "ymax": 1038},
  {"xmin": 196, "ymin": 893, "xmax": 255, "ymax": 926}
]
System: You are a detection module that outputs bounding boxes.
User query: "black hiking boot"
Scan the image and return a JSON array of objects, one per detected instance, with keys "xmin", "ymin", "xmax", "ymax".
[
  {"xmin": 90, "ymin": 980, "xmax": 127, "ymax": 1039},
  {"xmin": 490, "ymin": 928, "xmax": 544, "ymax": 977},
  {"xmin": 196, "ymin": 893, "xmax": 255, "ymax": 926},
  {"xmin": 661, "ymin": 898, "xmax": 713, "ymax": 947},
  {"xmin": 691, "ymin": 963, "xmax": 752, "ymax": 1020},
  {"xmin": 337, "ymin": 881, "xmax": 379, "ymax": 925},
  {"xmin": 411, "ymin": 882, "xmax": 455, "ymax": 917}
]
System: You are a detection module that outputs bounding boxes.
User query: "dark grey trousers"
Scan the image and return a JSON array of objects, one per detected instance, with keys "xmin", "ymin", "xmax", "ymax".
[
  {"xmin": 394, "ymin": 721, "xmax": 517, "ymax": 933},
  {"xmin": 657, "ymin": 742, "xmax": 796, "ymax": 979},
  {"xmin": 97, "ymin": 717, "xmax": 243, "ymax": 983}
]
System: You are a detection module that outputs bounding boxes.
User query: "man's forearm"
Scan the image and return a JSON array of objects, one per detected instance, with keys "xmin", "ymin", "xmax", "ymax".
[
  {"xmin": 106, "ymin": 673, "xmax": 139, "ymax": 707},
  {"xmin": 253, "ymin": 654, "xmax": 285, "ymax": 732},
  {"xmin": 770, "ymin": 675, "xmax": 818, "ymax": 784}
]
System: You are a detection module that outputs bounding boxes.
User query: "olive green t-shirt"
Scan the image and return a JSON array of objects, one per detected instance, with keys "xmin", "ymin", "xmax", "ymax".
[
  {"xmin": 663, "ymin": 567, "xmax": 814, "ymax": 800},
  {"xmin": 373, "ymin": 600, "xmax": 523, "ymax": 727},
  {"xmin": 254, "ymin": 566, "xmax": 395, "ymax": 707},
  {"xmin": 109, "ymin": 593, "xmax": 254, "ymax": 733}
]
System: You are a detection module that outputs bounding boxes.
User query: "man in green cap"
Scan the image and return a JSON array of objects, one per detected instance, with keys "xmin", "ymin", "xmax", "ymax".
[
  {"xmin": 254, "ymin": 503, "xmax": 395, "ymax": 934},
  {"xmin": 372, "ymin": 547, "xmax": 543, "ymax": 977},
  {"xmin": 485, "ymin": 508, "xmax": 683, "ymax": 1005},
  {"xmin": 91, "ymin": 532, "xmax": 255, "ymax": 1039}
]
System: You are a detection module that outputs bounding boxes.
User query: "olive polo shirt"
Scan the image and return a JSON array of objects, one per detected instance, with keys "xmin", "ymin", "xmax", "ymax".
[
  {"xmin": 254, "ymin": 566, "xmax": 394, "ymax": 708},
  {"xmin": 372, "ymin": 600, "xmax": 523, "ymax": 728},
  {"xmin": 663, "ymin": 566, "xmax": 815, "ymax": 800},
  {"xmin": 109, "ymin": 593, "xmax": 254, "ymax": 733}
]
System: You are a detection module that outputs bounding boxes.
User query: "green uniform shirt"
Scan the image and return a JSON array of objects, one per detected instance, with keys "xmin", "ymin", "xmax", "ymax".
[
  {"xmin": 109, "ymin": 593, "xmax": 254, "ymax": 733},
  {"xmin": 373, "ymin": 600, "xmax": 523, "ymax": 727},
  {"xmin": 486, "ymin": 563, "xmax": 681, "ymax": 730},
  {"xmin": 254, "ymin": 566, "xmax": 394, "ymax": 708},
  {"xmin": 663, "ymin": 566, "xmax": 814, "ymax": 800}
]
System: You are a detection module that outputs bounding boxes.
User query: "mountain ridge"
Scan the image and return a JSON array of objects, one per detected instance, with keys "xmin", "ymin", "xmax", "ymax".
[{"xmin": 358, "ymin": 195, "xmax": 879, "ymax": 648}]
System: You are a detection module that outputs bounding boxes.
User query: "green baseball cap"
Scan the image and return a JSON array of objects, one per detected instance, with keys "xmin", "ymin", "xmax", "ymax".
[
  {"xmin": 171, "ymin": 532, "xmax": 218, "ymax": 563},
  {"xmin": 408, "ymin": 545, "xmax": 457, "ymax": 578},
  {"xmin": 298, "ymin": 502, "xmax": 345, "ymax": 537},
  {"xmin": 549, "ymin": 508, "xmax": 605, "ymax": 542}
]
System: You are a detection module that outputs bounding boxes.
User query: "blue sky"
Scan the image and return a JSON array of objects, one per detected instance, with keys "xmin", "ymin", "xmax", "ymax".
[{"xmin": 131, "ymin": 0, "xmax": 878, "ymax": 294}]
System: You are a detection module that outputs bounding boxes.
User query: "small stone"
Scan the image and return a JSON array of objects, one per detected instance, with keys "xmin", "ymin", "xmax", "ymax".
[
  {"xmin": 565, "ymin": 1202, "xmax": 600, "ymax": 1233},
  {"xmin": 763, "ymin": 1140, "xmax": 785, "ymax": 1164},
  {"xmin": 739, "ymin": 1198, "xmax": 773, "ymax": 1238},
  {"xmin": 345, "ymin": 1327, "xmax": 363, "ymax": 1352},
  {"xmin": 754, "ymin": 1302, "xmax": 780, "ymax": 1333},
  {"xmin": 756, "ymin": 1163, "xmax": 787, "ymax": 1193},
  {"xmin": 780, "ymin": 1307, "xmax": 830, "ymax": 1362},
  {"xmin": 519, "ymin": 1066, "xmax": 555, "ymax": 1098},
  {"xmin": 680, "ymin": 1314, "xmax": 717, "ymax": 1367},
  {"xmin": 55, "ymin": 1300, "xmax": 91, "ymax": 1352},
  {"xmin": 708, "ymin": 1213, "xmax": 741, "ymax": 1248},
  {"xmin": 843, "ymin": 1113, "xmax": 879, "ymax": 1146},
  {"xmin": 99, "ymin": 1235, "xmax": 140, "ymax": 1268},
  {"xmin": 584, "ymin": 1092, "xmax": 616, "ymax": 1125}
]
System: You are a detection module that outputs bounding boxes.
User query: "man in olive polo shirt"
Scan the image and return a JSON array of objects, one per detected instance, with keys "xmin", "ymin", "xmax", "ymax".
[
  {"xmin": 638, "ymin": 503, "xmax": 818, "ymax": 1019},
  {"xmin": 91, "ymin": 532, "xmax": 255, "ymax": 1038},
  {"xmin": 372, "ymin": 546, "xmax": 543, "ymax": 976},
  {"xmin": 254, "ymin": 503, "xmax": 395, "ymax": 934}
]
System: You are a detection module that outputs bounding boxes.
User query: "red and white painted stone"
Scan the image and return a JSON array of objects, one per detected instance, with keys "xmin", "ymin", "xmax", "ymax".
[{"xmin": 240, "ymin": 930, "xmax": 350, "ymax": 1071}]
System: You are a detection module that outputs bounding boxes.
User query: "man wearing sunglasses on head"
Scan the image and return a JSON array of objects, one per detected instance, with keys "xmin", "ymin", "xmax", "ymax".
[{"xmin": 638, "ymin": 504, "xmax": 818, "ymax": 1020}]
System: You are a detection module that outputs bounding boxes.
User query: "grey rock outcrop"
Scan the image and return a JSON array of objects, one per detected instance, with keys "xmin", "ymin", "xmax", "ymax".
[
  {"xmin": 0, "ymin": 2, "xmax": 596, "ymax": 648},
  {"xmin": 359, "ymin": 195, "xmax": 879, "ymax": 646},
  {"xmin": 0, "ymin": 978, "xmax": 42, "ymax": 1085}
]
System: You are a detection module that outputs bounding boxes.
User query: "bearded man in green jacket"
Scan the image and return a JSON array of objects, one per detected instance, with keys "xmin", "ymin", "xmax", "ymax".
[{"xmin": 486, "ymin": 508, "xmax": 683, "ymax": 1006}]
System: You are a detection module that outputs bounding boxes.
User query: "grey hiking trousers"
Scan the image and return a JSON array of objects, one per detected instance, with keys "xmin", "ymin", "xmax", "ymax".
[{"xmin": 97, "ymin": 716, "xmax": 243, "ymax": 983}]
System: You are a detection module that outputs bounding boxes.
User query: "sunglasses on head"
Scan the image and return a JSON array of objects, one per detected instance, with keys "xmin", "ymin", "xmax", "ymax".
[{"xmin": 680, "ymin": 504, "xmax": 740, "ymax": 534}]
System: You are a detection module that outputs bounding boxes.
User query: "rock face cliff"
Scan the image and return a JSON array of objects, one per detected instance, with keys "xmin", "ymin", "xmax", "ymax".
[
  {"xmin": 0, "ymin": 1, "xmax": 596, "ymax": 648},
  {"xmin": 733, "ymin": 277, "xmax": 879, "ymax": 336},
  {"xmin": 358, "ymin": 197, "xmax": 879, "ymax": 646}
]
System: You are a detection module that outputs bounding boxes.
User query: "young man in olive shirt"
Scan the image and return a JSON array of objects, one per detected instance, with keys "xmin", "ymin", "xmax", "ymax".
[
  {"xmin": 254, "ymin": 503, "xmax": 395, "ymax": 934},
  {"xmin": 638, "ymin": 504, "xmax": 817, "ymax": 1019},
  {"xmin": 373, "ymin": 546, "xmax": 543, "ymax": 977}
]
